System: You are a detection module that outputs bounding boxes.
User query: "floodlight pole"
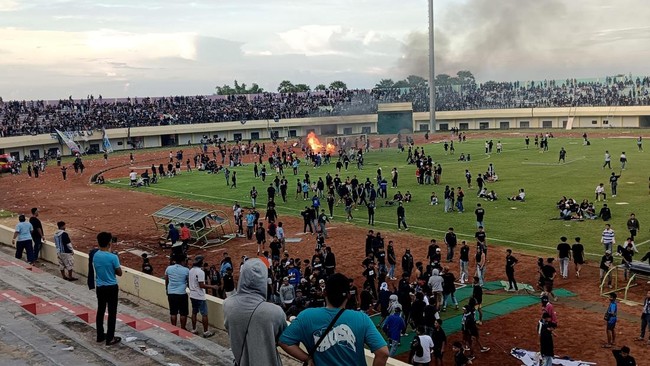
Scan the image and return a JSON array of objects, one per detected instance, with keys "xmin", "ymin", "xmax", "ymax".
[{"xmin": 428, "ymin": 0, "xmax": 436, "ymax": 132}]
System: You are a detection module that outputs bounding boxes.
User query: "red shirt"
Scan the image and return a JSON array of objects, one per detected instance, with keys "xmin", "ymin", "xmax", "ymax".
[{"xmin": 180, "ymin": 227, "xmax": 191, "ymax": 240}]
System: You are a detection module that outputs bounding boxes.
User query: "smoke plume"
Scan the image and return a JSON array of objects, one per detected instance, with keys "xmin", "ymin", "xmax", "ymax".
[{"xmin": 397, "ymin": 0, "xmax": 567, "ymax": 80}]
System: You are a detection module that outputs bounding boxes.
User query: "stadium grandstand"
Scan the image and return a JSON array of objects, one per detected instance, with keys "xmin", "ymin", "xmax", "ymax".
[{"xmin": 2, "ymin": 75, "xmax": 650, "ymax": 138}]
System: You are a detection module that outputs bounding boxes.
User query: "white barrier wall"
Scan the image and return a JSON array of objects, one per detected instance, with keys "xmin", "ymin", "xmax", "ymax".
[{"xmin": 0, "ymin": 224, "xmax": 408, "ymax": 366}]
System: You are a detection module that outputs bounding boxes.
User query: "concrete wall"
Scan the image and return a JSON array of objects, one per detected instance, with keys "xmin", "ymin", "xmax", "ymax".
[{"xmin": 0, "ymin": 224, "xmax": 407, "ymax": 366}]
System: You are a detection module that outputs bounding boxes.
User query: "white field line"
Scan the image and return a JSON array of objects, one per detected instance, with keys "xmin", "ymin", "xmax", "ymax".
[{"xmin": 111, "ymin": 182, "xmax": 605, "ymax": 258}]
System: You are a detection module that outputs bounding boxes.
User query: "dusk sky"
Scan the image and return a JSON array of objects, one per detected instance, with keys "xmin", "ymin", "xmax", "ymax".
[{"xmin": 2, "ymin": 0, "xmax": 650, "ymax": 100}]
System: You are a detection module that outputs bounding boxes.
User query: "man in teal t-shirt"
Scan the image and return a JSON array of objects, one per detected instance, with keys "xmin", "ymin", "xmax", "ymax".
[{"xmin": 280, "ymin": 273, "xmax": 389, "ymax": 366}]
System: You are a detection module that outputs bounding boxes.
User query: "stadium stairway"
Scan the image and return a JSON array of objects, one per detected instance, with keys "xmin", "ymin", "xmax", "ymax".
[{"xmin": 0, "ymin": 247, "xmax": 235, "ymax": 366}]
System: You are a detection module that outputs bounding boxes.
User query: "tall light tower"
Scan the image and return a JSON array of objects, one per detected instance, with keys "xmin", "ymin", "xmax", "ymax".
[{"xmin": 428, "ymin": 0, "xmax": 436, "ymax": 132}]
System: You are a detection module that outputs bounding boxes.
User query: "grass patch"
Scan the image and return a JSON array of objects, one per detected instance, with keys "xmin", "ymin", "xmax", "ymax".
[{"xmin": 106, "ymin": 135, "xmax": 650, "ymax": 258}]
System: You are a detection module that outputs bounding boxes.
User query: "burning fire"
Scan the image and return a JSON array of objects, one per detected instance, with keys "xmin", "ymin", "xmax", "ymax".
[{"xmin": 306, "ymin": 132, "xmax": 336, "ymax": 154}]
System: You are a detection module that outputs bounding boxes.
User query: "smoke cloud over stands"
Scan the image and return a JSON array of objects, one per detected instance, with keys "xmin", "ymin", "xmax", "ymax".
[{"xmin": 397, "ymin": 0, "xmax": 650, "ymax": 81}]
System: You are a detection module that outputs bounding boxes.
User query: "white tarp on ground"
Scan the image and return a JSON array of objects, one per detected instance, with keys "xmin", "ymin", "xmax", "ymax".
[{"xmin": 510, "ymin": 348, "xmax": 596, "ymax": 366}]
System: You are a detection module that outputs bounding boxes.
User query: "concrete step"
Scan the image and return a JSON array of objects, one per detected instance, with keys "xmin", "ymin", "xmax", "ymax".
[{"xmin": 0, "ymin": 248, "xmax": 234, "ymax": 366}]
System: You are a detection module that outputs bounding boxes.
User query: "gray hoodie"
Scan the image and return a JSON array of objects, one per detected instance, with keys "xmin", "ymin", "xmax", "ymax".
[{"xmin": 224, "ymin": 259, "xmax": 287, "ymax": 366}]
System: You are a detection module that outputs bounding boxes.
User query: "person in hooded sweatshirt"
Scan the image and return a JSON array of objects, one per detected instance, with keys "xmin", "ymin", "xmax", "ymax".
[{"xmin": 224, "ymin": 258, "xmax": 287, "ymax": 366}]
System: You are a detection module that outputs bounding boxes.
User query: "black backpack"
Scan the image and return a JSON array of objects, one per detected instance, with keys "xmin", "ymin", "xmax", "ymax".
[{"xmin": 410, "ymin": 336, "xmax": 423, "ymax": 358}]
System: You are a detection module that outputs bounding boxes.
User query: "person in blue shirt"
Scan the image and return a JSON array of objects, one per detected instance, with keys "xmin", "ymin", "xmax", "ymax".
[
  {"xmin": 93, "ymin": 231, "xmax": 122, "ymax": 346},
  {"xmin": 280, "ymin": 273, "xmax": 389, "ymax": 366},
  {"xmin": 165, "ymin": 254, "xmax": 190, "ymax": 330},
  {"xmin": 604, "ymin": 292, "xmax": 618, "ymax": 348},
  {"xmin": 12, "ymin": 214, "xmax": 35, "ymax": 264},
  {"xmin": 382, "ymin": 307, "xmax": 406, "ymax": 356}
]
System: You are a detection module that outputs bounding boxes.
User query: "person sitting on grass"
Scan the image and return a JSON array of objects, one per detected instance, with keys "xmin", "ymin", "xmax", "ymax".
[
  {"xmin": 430, "ymin": 192, "xmax": 438, "ymax": 205},
  {"xmin": 404, "ymin": 191, "xmax": 412, "ymax": 203},
  {"xmin": 486, "ymin": 190, "xmax": 498, "ymax": 201},
  {"xmin": 95, "ymin": 175, "xmax": 105, "ymax": 184},
  {"xmin": 478, "ymin": 187, "xmax": 488, "ymax": 199},
  {"xmin": 507, "ymin": 188, "xmax": 525, "ymax": 201}
]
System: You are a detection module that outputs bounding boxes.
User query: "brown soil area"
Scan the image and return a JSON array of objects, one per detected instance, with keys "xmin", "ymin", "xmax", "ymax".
[{"xmin": 2, "ymin": 132, "xmax": 649, "ymax": 365}]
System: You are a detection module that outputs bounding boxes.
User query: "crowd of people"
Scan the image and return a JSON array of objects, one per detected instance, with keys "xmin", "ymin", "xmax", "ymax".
[
  {"xmin": 8, "ymin": 127, "xmax": 650, "ymax": 365},
  {"xmin": 4, "ymin": 75, "xmax": 650, "ymax": 137}
]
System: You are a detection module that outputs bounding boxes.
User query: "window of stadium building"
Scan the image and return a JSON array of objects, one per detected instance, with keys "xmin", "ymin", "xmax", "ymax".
[
  {"xmin": 438, "ymin": 123, "xmax": 448, "ymax": 131},
  {"xmin": 500, "ymin": 122, "xmax": 510, "ymax": 129},
  {"xmin": 479, "ymin": 122, "xmax": 489, "ymax": 130},
  {"xmin": 459, "ymin": 123, "xmax": 469, "ymax": 130},
  {"xmin": 519, "ymin": 121, "xmax": 530, "ymax": 128},
  {"xmin": 543, "ymin": 121, "xmax": 553, "ymax": 128}
]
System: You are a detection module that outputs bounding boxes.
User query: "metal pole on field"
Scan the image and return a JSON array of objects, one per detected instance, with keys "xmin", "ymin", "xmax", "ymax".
[{"xmin": 428, "ymin": 0, "xmax": 436, "ymax": 132}]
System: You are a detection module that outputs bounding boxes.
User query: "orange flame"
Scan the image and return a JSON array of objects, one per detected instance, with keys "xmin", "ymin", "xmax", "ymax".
[{"xmin": 306, "ymin": 132, "xmax": 337, "ymax": 154}]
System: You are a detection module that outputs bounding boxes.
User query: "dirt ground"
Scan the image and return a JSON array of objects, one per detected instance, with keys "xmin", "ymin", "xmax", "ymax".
[{"xmin": 2, "ymin": 131, "xmax": 649, "ymax": 365}]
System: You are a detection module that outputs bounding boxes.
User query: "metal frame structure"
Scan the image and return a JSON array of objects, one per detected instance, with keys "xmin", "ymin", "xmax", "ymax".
[
  {"xmin": 151, "ymin": 204, "xmax": 234, "ymax": 249},
  {"xmin": 600, "ymin": 262, "xmax": 650, "ymax": 305}
]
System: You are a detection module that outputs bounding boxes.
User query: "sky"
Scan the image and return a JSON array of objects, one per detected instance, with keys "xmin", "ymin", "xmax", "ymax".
[{"xmin": 1, "ymin": 0, "xmax": 650, "ymax": 100}]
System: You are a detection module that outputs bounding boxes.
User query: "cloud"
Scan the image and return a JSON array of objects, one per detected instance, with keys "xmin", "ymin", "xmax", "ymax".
[{"xmin": 0, "ymin": 0, "xmax": 19, "ymax": 11}]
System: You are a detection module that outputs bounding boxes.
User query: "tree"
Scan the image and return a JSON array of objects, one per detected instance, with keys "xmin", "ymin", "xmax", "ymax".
[
  {"xmin": 277, "ymin": 80, "xmax": 295, "ymax": 93},
  {"xmin": 314, "ymin": 84, "xmax": 327, "ymax": 91},
  {"xmin": 434, "ymin": 74, "xmax": 453, "ymax": 86},
  {"xmin": 406, "ymin": 75, "xmax": 427, "ymax": 88},
  {"xmin": 329, "ymin": 81, "xmax": 347, "ymax": 91},
  {"xmin": 215, "ymin": 84, "xmax": 236, "ymax": 95},
  {"xmin": 392, "ymin": 80, "xmax": 410, "ymax": 88},
  {"xmin": 375, "ymin": 79, "xmax": 395, "ymax": 89},
  {"xmin": 215, "ymin": 80, "xmax": 264, "ymax": 95},
  {"xmin": 456, "ymin": 70, "xmax": 476, "ymax": 85},
  {"xmin": 293, "ymin": 83, "xmax": 311, "ymax": 92},
  {"xmin": 248, "ymin": 83, "xmax": 264, "ymax": 94}
]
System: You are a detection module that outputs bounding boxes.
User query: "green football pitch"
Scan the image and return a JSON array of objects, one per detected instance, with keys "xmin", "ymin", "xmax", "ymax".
[{"xmin": 107, "ymin": 135, "xmax": 650, "ymax": 258}]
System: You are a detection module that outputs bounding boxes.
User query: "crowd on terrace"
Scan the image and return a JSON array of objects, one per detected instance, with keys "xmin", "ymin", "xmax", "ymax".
[{"xmin": 3, "ymin": 75, "xmax": 650, "ymax": 137}]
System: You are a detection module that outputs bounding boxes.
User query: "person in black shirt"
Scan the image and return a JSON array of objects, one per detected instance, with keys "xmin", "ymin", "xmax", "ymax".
[
  {"xmin": 538, "ymin": 312, "xmax": 556, "ymax": 366},
  {"xmin": 29, "ymin": 208, "xmax": 44, "ymax": 262},
  {"xmin": 444, "ymin": 227, "xmax": 457, "ymax": 262},
  {"xmin": 397, "ymin": 202, "xmax": 408, "ymax": 230},
  {"xmin": 376, "ymin": 247, "xmax": 387, "ymax": 275},
  {"xmin": 452, "ymin": 341, "xmax": 470, "ymax": 366},
  {"xmin": 365, "ymin": 230, "xmax": 374, "ymax": 256},
  {"xmin": 618, "ymin": 243, "xmax": 635, "ymax": 281},
  {"xmin": 571, "ymin": 237, "xmax": 585, "ymax": 278},
  {"xmin": 459, "ymin": 241, "xmax": 470, "ymax": 284},
  {"xmin": 387, "ymin": 241, "xmax": 397, "ymax": 280},
  {"xmin": 612, "ymin": 346, "xmax": 636, "ymax": 366},
  {"xmin": 410, "ymin": 292, "xmax": 426, "ymax": 329},
  {"xmin": 367, "ymin": 201, "xmax": 375, "ymax": 225},
  {"xmin": 431, "ymin": 319, "xmax": 447, "ymax": 366},
  {"xmin": 505, "ymin": 249, "xmax": 519, "ymax": 291},
  {"xmin": 542, "ymin": 258, "xmax": 558, "ymax": 301},
  {"xmin": 402, "ymin": 249, "xmax": 414, "ymax": 277},
  {"xmin": 300, "ymin": 206, "xmax": 313, "ymax": 234},
  {"xmin": 556, "ymin": 236, "xmax": 572, "ymax": 279},
  {"xmin": 427, "ymin": 239, "xmax": 440, "ymax": 265},
  {"xmin": 474, "ymin": 226, "xmax": 487, "ymax": 257},
  {"xmin": 471, "ymin": 276, "xmax": 483, "ymax": 323},
  {"xmin": 363, "ymin": 262, "xmax": 377, "ymax": 299},
  {"xmin": 599, "ymin": 204, "xmax": 612, "ymax": 221},
  {"xmin": 346, "ymin": 278, "xmax": 359, "ymax": 310}
]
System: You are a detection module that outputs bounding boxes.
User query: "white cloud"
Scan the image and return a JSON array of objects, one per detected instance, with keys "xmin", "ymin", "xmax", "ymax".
[{"xmin": 0, "ymin": 0, "xmax": 19, "ymax": 11}]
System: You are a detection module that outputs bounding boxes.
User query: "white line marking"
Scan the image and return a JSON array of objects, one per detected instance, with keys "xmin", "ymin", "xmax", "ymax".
[
  {"xmin": 109, "ymin": 181, "xmax": 604, "ymax": 257},
  {"xmin": 522, "ymin": 156, "xmax": 586, "ymax": 166},
  {"xmin": 636, "ymin": 239, "xmax": 650, "ymax": 248}
]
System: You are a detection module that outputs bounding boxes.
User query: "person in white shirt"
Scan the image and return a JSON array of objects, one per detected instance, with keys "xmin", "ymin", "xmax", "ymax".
[
  {"xmin": 129, "ymin": 170, "xmax": 137, "ymax": 186},
  {"xmin": 410, "ymin": 326, "xmax": 434, "ymax": 366},
  {"xmin": 189, "ymin": 256, "xmax": 217, "ymax": 338}
]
